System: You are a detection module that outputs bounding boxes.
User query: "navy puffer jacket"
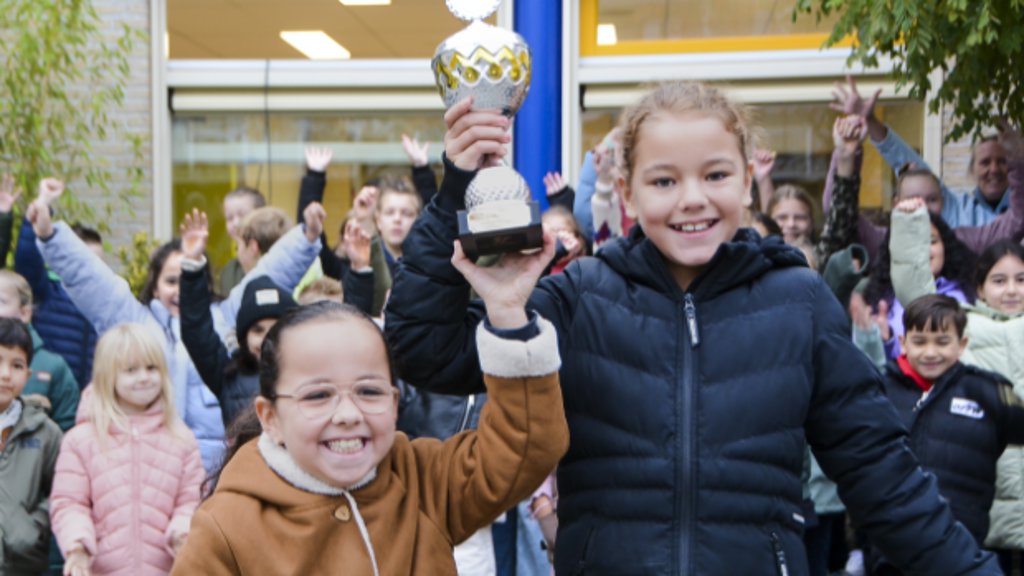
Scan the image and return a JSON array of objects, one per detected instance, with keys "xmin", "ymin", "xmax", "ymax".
[{"xmin": 384, "ymin": 158, "xmax": 999, "ymax": 576}]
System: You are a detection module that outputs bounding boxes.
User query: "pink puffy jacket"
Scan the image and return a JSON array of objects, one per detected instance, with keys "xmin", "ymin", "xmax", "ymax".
[{"xmin": 50, "ymin": 399, "xmax": 205, "ymax": 575}]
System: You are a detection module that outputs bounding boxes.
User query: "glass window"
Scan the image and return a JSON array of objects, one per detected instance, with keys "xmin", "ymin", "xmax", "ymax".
[
  {"xmin": 583, "ymin": 0, "xmax": 841, "ymax": 55},
  {"xmin": 168, "ymin": 0, "xmax": 494, "ymax": 60},
  {"xmin": 171, "ymin": 111, "xmax": 444, "ymax": 271},
  {"xmin": 597, "ymin": 0, "xmax": 838, "ymax": 42},
  {"xmin": 582, "ymin": 99, "xmax": 924, "ymax": 224}
]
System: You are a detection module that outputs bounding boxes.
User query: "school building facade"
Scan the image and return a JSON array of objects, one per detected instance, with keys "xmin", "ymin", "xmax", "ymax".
[{"xmin": 99, "ymin": 0, "xmax": 976, "ymax": 267}]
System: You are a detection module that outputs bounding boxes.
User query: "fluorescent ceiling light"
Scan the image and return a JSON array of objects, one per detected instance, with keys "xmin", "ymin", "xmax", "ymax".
[
  {"xmin": 280, "ymin": 31, "xmax": 352, "ymax": 60},
  {"xmin": 597, "ymin": 24, "xmax": 618, "ymax": 46},
  {"xmin": 339, "ymin": 0, "xmax": 391, "ymax": 4}
]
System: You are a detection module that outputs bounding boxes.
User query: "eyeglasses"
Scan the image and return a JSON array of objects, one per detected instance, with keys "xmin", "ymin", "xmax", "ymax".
[{"xmin": 274, "ymin": 383, "xmax": 396, "ymax": 419}]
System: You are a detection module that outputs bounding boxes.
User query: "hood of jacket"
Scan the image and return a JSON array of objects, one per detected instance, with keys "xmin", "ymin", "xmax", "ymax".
[{"xmin": 597, "ymin": 225, "xmax": 808, "ymax": 301}]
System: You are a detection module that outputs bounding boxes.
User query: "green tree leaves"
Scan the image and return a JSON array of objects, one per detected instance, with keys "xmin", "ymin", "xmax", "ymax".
[
  {"xmin": 0, "ymin": 0, "xmax": 144, "ymax": 232},
  {"xmin": 795, "ymin": 0, "xmax": 1024, "ymax": 141}
]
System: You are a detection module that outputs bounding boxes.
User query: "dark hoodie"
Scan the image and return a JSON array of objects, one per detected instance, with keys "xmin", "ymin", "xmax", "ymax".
[
  {"xmin": 181, "ymin": 270, "xmax": 296, "ymax": 427},
  {"xmin": 383, "ymin": 156, "xmax": 999, "ymax": 576}
]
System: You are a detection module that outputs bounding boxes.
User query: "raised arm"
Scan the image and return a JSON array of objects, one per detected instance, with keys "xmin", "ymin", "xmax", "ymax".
[
  {"xmin": 178, "ymin": 209, "xmax": 231, "ymax": 398},
  {"xmin": 751, "ymin": 149, "xmax": 776, "ymax": 213},
  {"xmin": 30, "ymin": 179, "xmax": 151, "ymax": 334},
  {"xmin": 889, "ymin": 199, "xmax": 937, "ymax": 307},
  {"xmin": 816, "ymin": 116, "xmax": 867, "ymax": 269},
  {"xmin": 403, "ymin": 135, "xmax": 439, "ymax": 204},
  {"xmin": 216, "ymin": 204, "xmax": 323, "ymax": 328},
  {"xmin": 544, "ymin": 172, "xmax": 575, "ymax": 212}
]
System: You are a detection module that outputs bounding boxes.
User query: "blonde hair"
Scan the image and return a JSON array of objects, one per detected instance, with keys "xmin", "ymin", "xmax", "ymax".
[
  {"xmin": 297, "ymin": 277, "xmax": 344, "ymax": 305},
  {"xmin": 767, "ymin": 184, "xmax": 818, "ymax": 232},
  {"xmin": 240, "ymin": 207, "xmax": 292, "ymax": 255},
  {"xmin": 89, "ymin": 324, "xmax": 186, "ymax": 446},
  {"xmin": 0, "ymin": 270, "xmax": 33, "ymax": 308},
  {"xmin": 618, "ymin": 81, "xmax": 755, "ymax": 185}
]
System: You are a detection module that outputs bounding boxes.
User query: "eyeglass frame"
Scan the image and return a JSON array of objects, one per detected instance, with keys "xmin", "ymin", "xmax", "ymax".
[{"xmin": 272, "ymin": 383, "xmax": 398, "ymax": 418}]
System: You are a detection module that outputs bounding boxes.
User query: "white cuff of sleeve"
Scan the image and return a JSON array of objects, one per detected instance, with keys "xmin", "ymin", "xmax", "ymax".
[
  {"xmin": 180, "ymin": 255, "xmax": 208, "ymax": 272},
  {"xmin": 476, "ymin": 315, "xmax": 561, "ymax": 378}
]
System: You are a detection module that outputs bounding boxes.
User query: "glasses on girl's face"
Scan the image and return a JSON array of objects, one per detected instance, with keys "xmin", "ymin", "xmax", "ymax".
[{"xmin": 275, "ymin": 382, "xmax": 395, "ymax": 419}]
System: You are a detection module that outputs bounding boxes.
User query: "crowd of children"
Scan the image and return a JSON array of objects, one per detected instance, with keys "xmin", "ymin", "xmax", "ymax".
[{"xmin": 0, "ymin": 75, "xmax": 1023, "ymax": 576}]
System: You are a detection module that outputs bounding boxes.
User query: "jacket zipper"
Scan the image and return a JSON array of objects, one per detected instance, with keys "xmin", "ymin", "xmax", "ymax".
[
  {"xmin": 676, "ymin": 293, "xmax": 700, "ymax": 574},
  {"xmin": 458, "ymin": 394, "xmax": 476, "ymax": 433},
  {"xmin": 770, "ymin": 530, "xmax": 790, "ymax": 576}
]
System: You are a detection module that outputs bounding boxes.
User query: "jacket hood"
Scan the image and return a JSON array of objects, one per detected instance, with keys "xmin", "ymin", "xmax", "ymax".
[
  {"xmin": 11, "ymin": 398, "xmax": 51, "ymax": 438},
  {"xmin": 597, "ymin": 226, "xmax": 807, "ymax": 300}
]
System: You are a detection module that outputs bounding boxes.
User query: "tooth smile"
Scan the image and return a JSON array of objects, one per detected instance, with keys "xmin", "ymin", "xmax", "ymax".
[
  {"xmin": 326, "ymin": 439, "xmax": 365, "ymax": 454},
  {"xmin": 671, "ymin": 220, "xmax": 714, "ymax": 233}
]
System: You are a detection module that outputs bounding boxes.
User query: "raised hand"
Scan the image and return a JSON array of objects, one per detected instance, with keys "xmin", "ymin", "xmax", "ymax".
[
  {"xmin": 304, "ymin": 146, "xmax": 333, "ymax": 173},
  {"xmin": 830, "ymin": 75, "xmax": 881, "ymax": 120},
  {"xmin": 0, "ymin": 174, "xmax": 20, "ymax": 213},
  {"xmin": 303, "ymin": 201, "xmax": 326, "ymax": 243},
  {"xmin": 342, "ymin": 218, "xmax": 371, "ymax": 270},
  {"xmin": 874, "ymin": 299, "xmax": 891, "ymax": 341},
  {"xmin": 450, "ymin": 230, "xmax": 556, "ymax": 329},
  {"xmin": 834, "ymin": 115, "xmax": 867, "ymax": 180},
  {"xmin": 752, "ymin": 149, "xmax": 777, "ymax": 182},
  {"xmin": 37, "ymin": 177, "xmax": 64, "ymax": 206},
  {"xmin": 444, "ymin": 96, "xmax": 511, "ymax": 171},
  {"xmin": 351, "ymin": 186, "xmax": 379, "ymax": 233},
  {"xmin": 555, "ymin": 229, "xmax": 582, "ymax": 259},
  {"xmin": 894, "ymin": 197, "xmax": 926, "ymax": 214},
  {"xmin": 543, "ymin": 172, "xmax": 568, "ymax": 197},
  {"xmin": 179, "ymin": 208, "xmax": 209, "ymax": 261},
  {"xmin": 401, "ymin": 134, "xmax": 430, "ymax": 168},
  {"xmin": 997, "ymin": 119, "xmax": 1023, "ymax": 161}
]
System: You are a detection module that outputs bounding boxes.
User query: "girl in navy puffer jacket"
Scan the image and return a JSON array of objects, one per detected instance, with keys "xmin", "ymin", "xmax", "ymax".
[{"xmin": 385, "ymin": 83, "xmax": 1001, "ymax": 575}]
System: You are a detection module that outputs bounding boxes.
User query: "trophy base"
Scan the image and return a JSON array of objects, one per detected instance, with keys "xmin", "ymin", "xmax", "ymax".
[{"xmin": 457, "ymin": 202, "xmax": 543, "ymax": 260}]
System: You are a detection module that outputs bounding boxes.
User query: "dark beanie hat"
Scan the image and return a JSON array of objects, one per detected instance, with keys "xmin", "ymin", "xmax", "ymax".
[{"xmin": 236, "ymin": 276, "xmax": 298, "ymax": 344}]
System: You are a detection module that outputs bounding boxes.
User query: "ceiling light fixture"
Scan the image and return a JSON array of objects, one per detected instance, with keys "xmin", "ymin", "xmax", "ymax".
[
  {"xmin": 280, "ymin": 31, "xmax": 352, "ymax": 60},
  {"xmin": 596, "ymin": 24, "xmax": 618, "ymax": 46},
  {"xmin": 339, "ymin": 0, "xmax": 391, "ymax": 5}
]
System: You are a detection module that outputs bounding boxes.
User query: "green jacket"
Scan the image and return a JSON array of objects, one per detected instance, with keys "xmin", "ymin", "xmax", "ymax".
[
  {"xmin": 0, "ymin": 399, "xmax": 63, "ymax": 576},
  {"xmin": 23, "ymin": 326, "xmax": 79, "ymax": 431}
]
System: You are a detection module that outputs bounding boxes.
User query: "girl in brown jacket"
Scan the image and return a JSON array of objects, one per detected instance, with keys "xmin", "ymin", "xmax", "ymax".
[{"xmin": 172, "ymin": 233, "xmax": 568, "ymax": 576}]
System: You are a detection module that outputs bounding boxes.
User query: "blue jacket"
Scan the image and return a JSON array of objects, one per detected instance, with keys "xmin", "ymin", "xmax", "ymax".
[
  {"xmin": 14, "ymin": 217, "xmax": 98, "ymax": 387},
  {"xmin": 873, "ymin": 128, "xmax": 1010, "ymax": 228},
  {"xmin": 384, "ymin": 158, "xmax": 999, "ymax": 576},
  {"xmin": 37, "ymin": 222, "xmax": 320, "ymax": 473}
]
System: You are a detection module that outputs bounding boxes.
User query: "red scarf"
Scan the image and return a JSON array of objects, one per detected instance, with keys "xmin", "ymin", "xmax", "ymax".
[{"xmin": 897, "ymin": 355, "xmax": 933, "ymax": 392}]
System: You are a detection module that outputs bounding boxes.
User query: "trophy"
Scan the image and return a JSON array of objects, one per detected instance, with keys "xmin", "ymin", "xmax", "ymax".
[{"xmin": 432, "ymin": 0, "xmax": 543, "ymax": 259}]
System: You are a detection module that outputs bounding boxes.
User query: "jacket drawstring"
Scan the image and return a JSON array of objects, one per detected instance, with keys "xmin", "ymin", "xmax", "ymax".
[{"xmin": 340, "ymin": 489, "xmax": 380, "ymax": 576}]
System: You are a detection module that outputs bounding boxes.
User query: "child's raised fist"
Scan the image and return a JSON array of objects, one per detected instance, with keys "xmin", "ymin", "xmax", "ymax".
[
  {"xmin": 27, "ymin": 200, "xmax": 54, "ymax": 240},
  {"xmin": 38, "ymin": 177, "xmax": 64, "ymax": 205},
  {"xmin": 303, "ymin": 201, "xmax": 326, "ymax": 243}
]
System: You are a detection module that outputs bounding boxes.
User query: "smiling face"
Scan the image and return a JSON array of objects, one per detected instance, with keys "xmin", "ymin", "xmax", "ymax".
[
  {"xmin": 155, "ymin": 252, "xmax": 183, "ymax": 317},
  {"xmin": 900, "ymin": 321, "xmax": 967, "ymax": 381},
  {"xmin": 971, "ymin": 139, "xmax": 1009, "ymax": 204},
  {"xmin": 0, "ymin": 345, "xmax": 30, "ymax": 414},
  {"xmin": 114, "ymin": 358, "xmax": 164, "ymax": 415},
  {"xmin": 770, "ymin": 198, "xmax": 812, "ymax": 245},
  {"xmin": 622, "ymin": 112, "xmax": 751, "ymax": 290},
  {"xmin": 256, "ymin": 318, "xmax": 398, "ymax": 489},
  {"xmin": 374, "ymin": 192, "xmax": 419, "ymax": 257},
  {"xmin": 978, "ymin": 254, "xmax": 1024, "ymax": 316},
  {"xmin": 928, "ymin": 224, "xmax": 945, "ymax": 278},
  {"xmin": 224, "ymin": 195, "xmax": 258, "ymax": 241}
]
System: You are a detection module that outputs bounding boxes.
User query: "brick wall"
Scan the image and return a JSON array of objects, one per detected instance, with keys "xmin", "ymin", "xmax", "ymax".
[
  {"xmin": 940, "ymin": 104, "xmax": 977, "ymax": 196},
  {"xmin": 91, "ymin": 0, "xmax": 154, "ymax": 256}
]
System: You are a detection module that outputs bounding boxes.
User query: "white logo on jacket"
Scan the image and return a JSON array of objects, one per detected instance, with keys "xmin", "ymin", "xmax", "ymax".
[{"xmin": 949, "ymin": 397, "xmax": 985, "ymax": 420}]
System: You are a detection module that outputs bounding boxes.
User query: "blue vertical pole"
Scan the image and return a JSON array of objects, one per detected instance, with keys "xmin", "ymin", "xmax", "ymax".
[{"xmin": 513, "ymin": 0, "xmax": 562, "ymax": 209}]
